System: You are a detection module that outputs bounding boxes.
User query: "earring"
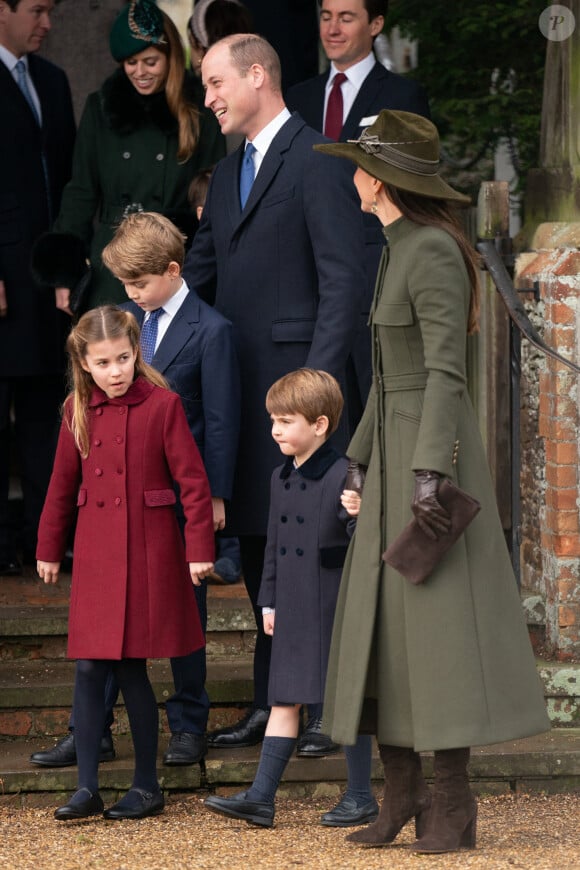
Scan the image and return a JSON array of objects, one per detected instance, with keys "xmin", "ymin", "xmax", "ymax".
[{"xmin": 371, "ymin": 198, "xmax": 378, "ymax": 214}]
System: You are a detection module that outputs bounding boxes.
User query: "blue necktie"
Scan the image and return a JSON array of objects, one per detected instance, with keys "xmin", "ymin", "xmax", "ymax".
[
  {"xmin": 16, "ymin": 59, "xmax": 52, "ymax": 220},
  {"xmin": 15, "ymin": 59, "xmax": 40, "ymax": 124},
  {"xmin": 239, "ymin": 142, "xmax": 256, "ymax": 209},
  {"xmin": 140, "ymin": 308, "xmax": 163, "ymax": 364}
]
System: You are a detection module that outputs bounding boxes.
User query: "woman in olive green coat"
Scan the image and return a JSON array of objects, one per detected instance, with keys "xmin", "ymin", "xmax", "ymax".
[
  {"xmin": 34, "ymin": 1, "xmax": 224, "ymax": 313},
  {"xmin": 315, "ymin": 111, "xmax": 550, "ymax": 855}
]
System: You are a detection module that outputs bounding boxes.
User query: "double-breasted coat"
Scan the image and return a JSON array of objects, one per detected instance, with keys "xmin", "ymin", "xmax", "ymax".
[
  {"xmin": 323, "ymin": 217, "xmax": 550, "ymax": 751},
  {"xmin": 258, "ymin": 444, "xmax": 354, "ymax": 705},
  {"xmin": 36, "ymin": 378, "xmax": 215, "ymax": 661},
  {"xmin": 42, "ymin": 69, "xmax": 224, "ymax": 310}
]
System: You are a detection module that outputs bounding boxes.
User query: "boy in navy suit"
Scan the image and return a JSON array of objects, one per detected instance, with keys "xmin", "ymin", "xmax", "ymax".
[{"xmin": 30, "ymin": 211, "xmax": 240, "ymax": 769}]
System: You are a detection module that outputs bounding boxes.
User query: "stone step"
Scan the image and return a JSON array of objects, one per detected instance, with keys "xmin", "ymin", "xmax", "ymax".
[
  {"xmin": 0, "ymin": 658, "xmax": 253, "ymax": 738},
  {"xmin": 1, "ymin": 729, "xmax": 579, "ymax": 805}
]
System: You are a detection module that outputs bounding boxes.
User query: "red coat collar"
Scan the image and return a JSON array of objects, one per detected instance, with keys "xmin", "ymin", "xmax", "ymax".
[{"xmin": 88, "ymin": 376, "xmax": 156, "ymax": 408}]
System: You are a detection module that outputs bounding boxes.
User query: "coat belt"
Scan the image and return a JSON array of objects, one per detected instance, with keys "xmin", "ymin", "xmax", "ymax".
[{"xmin": 373, "ymin": 372, "xmax": 428, "ymax": 391}]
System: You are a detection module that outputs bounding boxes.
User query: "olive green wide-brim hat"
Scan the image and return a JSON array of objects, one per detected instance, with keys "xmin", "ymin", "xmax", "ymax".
[{"xmin": 314, "ymin": 109, "xmax": 470, "ymax": 205}]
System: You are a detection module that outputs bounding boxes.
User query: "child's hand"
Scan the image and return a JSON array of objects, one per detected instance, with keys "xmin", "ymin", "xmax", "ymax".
[
  {"xmin": 212, "ymin": 497, "xmax": 225, "ymax": 531},
  {"xmin": 189, "ymin": 562, "xmax": 214, "ymax": 586},
  {"xmin": 263, "ymin": 612, "xmax": 275, "ymax": 635},
  {"xmin": 37, "ymin": 561, "xmax": 60, "ymax": 584},
  {"xmin": 341, "ymin": 489, "xmax": 362, "ymax": 517}
]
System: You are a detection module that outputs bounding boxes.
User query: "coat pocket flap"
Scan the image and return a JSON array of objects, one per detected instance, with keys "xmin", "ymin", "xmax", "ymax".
[
  {"xmin": 320, "ymin": 545, "xmax": 349, "ymax": 570},
  {"xmin": 272, "ymin": 319, "xmax": 315, "ymax": 343},
  {"xmin": 144, "ymin": 489, "xmax": 177, "ymax": 507},
  {"xmin": 76, "ymin": 488, "xmax": 87, "ymax": 507},
  {"xmin": 373, "ymin": 301, "xmax": 415, "ymax": 326}
]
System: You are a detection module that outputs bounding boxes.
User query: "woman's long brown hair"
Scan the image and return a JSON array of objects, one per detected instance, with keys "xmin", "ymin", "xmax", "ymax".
[
  {"xmin": 384, "ymin": 184, "xmax": 481, "ymax": 335},
  {"xmin": 157, "ymin": 10, "xmax": 200, "ymax": 162}
]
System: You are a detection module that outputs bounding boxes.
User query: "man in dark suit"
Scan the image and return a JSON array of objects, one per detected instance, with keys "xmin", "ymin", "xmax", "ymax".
[
  {"xmin": 0, "ymin": 0, "xmax": 75, "ymax": 574},
  {"xmin": 287, "ymin": 0, "xmax": 430, "ymax": 425},
  {"xmin": 183, "ymin": 33, "xmax": 366, "ymax": 749}
]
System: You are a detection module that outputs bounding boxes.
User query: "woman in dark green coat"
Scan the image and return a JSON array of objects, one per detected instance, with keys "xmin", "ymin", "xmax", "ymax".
[
  {"xmin": 315, "ymin": 111, "xmax": 550, "ymax": 855},
  {"xmin": 34, "ymin": 1, "xmax": 224, "ymax": 313}
]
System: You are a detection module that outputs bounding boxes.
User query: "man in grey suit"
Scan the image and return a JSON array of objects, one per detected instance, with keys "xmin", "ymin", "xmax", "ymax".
[
  {"xmin": 0, "ymin": 0, "xmax": 75, "ymax": 575},
  {"xmin": 287, "ymin": 0, "xmax": 430, "ymax": 425},
  {"xmin": 183, "ymin": 33, "xmax": 365, "ymax": 752}
]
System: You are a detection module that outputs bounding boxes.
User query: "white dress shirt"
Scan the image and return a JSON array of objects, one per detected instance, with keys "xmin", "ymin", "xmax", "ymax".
[
  {"xmin": 143, "ymin": 280, "xmax": 189, "ymax": 354},
  {"xmin": 323, "ymin": 52, "xmax": 376, "ymax": 129},
  {"xmin": 0, "ymin": 44, "xmax": 42, "ymax": 123},
  {"xmin": 244, "ymin": 107, "xmax": 292, "ymax": 177}
]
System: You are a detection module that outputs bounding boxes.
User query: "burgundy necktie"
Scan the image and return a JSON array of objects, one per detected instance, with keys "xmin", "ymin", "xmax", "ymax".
[{"xmin": 324, "ymin": 72, "xmax": 347, "ymax": 141}]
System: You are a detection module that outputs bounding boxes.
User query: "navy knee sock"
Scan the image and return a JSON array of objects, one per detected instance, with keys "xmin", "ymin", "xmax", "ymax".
[
  {"xmin": 245, "ymin": 736, "xmax": 296, "ymax": 804},
  {"xmin": 344, "ymin": 734, "xmax": 374, "ymax": 805},
  {"xmin": 74, "ymin": 659, "xmax": 110, "ymax": 793}
]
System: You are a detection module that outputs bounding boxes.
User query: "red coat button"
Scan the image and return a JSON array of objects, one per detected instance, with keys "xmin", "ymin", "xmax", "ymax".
[
  {"xmin": 97, "ymin": 500, "xmax": 104, "ymax": 507},
  {"xmin": 116, "ymin": 436, "xmax": 123, "ymax": 444},
  {"xmin": 95, "ymin": 468, "xmax": 103, "ymax": 477},
  {"xmin": 94, "ymin": 439, "xmax": 102, "ymax": 447},
  {"xmin": 115, "ymin": 497, "xmax": 121, "ymax": 506},
  {"xmin": 119, "ymin": 407, "xmax": 126, "ymax": 415}
]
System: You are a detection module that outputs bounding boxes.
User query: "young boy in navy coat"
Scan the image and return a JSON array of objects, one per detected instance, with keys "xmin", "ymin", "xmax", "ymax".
[
  {"xmin": 31, "ymin": 211, "xmax": 240, "ymax": 770},
  {"xmin": 205, "ymin": 369, "xmax": 376, "ymax": 827}
]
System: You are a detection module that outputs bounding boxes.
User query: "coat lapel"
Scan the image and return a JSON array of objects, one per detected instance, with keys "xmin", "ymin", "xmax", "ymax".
[
  {"xmin": 341, "ymin": 62, "xmax": 384, "ymax": 141},
  {"xmin": 152, "ymin": 292, "xmax": 200, "ymax": 373},
  {"xmin": 232, "ymin": 114, "xmax": 304, "ymax": 233}
]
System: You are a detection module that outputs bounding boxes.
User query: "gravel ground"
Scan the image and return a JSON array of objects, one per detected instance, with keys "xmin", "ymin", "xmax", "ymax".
[{"xmin": 0, "ymin": 792, "xmax": 579, "ymax": 869}]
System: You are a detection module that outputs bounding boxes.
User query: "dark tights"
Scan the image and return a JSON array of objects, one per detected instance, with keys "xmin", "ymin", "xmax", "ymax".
[{"xmin": 74, "ymin": 658, "xmax": 158, "ymax": 793}]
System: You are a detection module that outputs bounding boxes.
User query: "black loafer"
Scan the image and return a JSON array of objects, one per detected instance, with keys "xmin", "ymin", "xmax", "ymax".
[
  {"xmin": 163, "ymin": 731, "xmax": 207, "ymax": 765},
  {"xmin": 30, "ymin": 732, "xmax": 116, "ymax": 767},
  {"xmin": 103, "ymin": 787, "xmax": 164, "ymax": 820},
  {"xmin": 320, "ymin": 795, "xmax": 379, "ymax": 827},
  {"xmin": 296, "ymin": 717, "xmax": 340, "ymax": 757},
  {"xmin": 54, "ymin": 788, "xmax": 104, "ymax": 821},
  {"xmin": 205, "ymin": 791, "xmax": 274, "ymax": 827},
  {"xmin": 207, "ymin": 707, "xmax": 269, "ymax": 748}
]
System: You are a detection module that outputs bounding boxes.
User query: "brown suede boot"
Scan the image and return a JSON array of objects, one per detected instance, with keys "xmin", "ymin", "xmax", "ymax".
[
  {"xmin": 347, "ymin": 744, "xmax": 431, "ymax": 847},
  {"xmin": 411, "ymin": 747, "xmax": 477, "ymax": 853}
]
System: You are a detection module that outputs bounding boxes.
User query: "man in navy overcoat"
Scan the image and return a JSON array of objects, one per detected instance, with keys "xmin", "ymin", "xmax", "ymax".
[
  {"xmin": 287, "ymin": 0, "xmax": 430, "ymax": 423},
  {"xmin": 0, "ymin": 0, "xmax": 75, "ymax": 574},
  {"xmin": 183, "ymin": 33, "xmax": 366, "ymax": 748}
]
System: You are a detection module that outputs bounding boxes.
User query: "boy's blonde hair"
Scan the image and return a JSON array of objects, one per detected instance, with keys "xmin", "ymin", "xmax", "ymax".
[
  {"xmin": 102, "ymin": 212, "xmax": 186, "ymax": 279},
  {"xmin": 66, "ymin": 305, "xmax": 168, "ymax": 458},
  {"xmin": 265, "ymin": 369, "xmax": 344, "ymax": 436}
]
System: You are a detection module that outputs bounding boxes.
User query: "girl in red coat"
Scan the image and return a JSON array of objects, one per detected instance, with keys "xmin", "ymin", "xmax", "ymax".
[{"xmin": 37, "ymin": 306, "xmax": 215, "ymax": 821}]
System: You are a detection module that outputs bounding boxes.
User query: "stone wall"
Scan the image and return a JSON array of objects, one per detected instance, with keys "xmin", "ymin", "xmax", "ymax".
[{"xmin": 516, "ymin": 224, "xmax": 580, "ymax": 660}]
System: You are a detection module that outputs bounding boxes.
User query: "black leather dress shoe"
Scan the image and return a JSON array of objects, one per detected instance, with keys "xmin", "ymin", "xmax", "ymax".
[
  {"xmin": 205, "ymin": 791, "xmax": 274, "ymax": 827},
  {"xmin": 54, "ymin": 788, "xmax": 104, "ymax": 820},
  {"xmin": 320, "ymin": 794, "xmax": 379, "ymax": 827},
  {"xmin": 296, "ymin": 717, "xmax": 340, "ymax": 757},
  {"xmin": 103, "ymin": 787, "xmax": 165, "ymax": 820},
  {"xmin": 30, "ymin": 731, "xmax": 116, "ymax": 767},
  {"xmin": 207, "ymin": 707, "xmax": 269, "ymax": 748},
  {"xmin": 0, "ymin": 557, "xmax": 22, "ymax": 576},
  {"xmin": 163, "ymin": 731, "xmax": 207, "ymax": 765}
]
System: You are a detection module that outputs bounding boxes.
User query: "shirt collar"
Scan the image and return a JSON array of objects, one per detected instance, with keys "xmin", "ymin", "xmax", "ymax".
[
  {"xmin": 158, "ymin": 280, "xmax": 188, "ymax": 319},
  {"xmin": 327, "ymin": 52, "xmax": 376, "ymax": 92},
  {"xmin": 246, "ymin": 106, "xmax": 291, "ymax": 161},
  {"xmin": 0, "ymin": 44, "xmax": 27, "ymax": 73}
]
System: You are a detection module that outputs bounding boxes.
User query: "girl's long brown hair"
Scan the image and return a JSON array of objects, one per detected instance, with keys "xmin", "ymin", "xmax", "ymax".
[
  {"xmin": 384, "ymin": 184, "xmax": 481, "ymax": 335},
  {"xmin": 65, "ymin": 306, "xmax": 168, "ymax": 458},
  {"xmin": 157, "ymin": 10, "xmax": 200, "ymax": 162}
]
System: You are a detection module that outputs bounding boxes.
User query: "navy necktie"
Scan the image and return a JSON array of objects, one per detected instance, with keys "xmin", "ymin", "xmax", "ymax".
[
  {"xmin": 324, "ymin": 72, "xmax": 347, "ymax": 141},
  {"xmin": 240, "ymin": 142, "xmax": 256, "ymax": 209},
  {"xmin": 140, "ymin": 308, "xmax": 163, "ymax": 364}
]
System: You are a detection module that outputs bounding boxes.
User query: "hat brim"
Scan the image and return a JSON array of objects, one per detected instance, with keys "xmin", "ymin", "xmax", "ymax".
[{"xmin": 313, "ymin": 141, "xmax": 471, "ymax": 205}]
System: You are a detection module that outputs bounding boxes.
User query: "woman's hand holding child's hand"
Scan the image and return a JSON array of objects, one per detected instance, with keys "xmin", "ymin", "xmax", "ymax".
[
  {"xmin": 37, "ymin": 561, "xmax": 60, "ymax": 584},
  {"xmin": 341, "ymin": 489, "xmax": 362, "ymax": 517},
  {"xmin": 189, "ymin": 562, "xmax": 214, "ymax": 586}
]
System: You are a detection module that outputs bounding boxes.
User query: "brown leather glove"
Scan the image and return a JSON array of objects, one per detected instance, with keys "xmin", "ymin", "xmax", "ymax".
[
  {"xmin": 411, "ymin": 470, "xmax": 452, "ymax": 540},
  {"xmin": 345, "ymin": 460, "xmax": 367, "ymax": 495}
]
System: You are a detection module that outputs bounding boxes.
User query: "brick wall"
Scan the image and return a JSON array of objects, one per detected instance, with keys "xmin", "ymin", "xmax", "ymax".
[{"xmin": 516, "ymin": 226, "xmax": 580, "ymax": 660}]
